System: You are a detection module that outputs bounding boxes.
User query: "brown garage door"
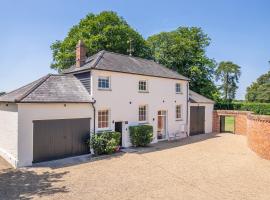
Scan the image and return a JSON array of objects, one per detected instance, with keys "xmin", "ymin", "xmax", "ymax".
[
  {"xmin": 190, "ymin": 106, "xmax": 205, "ymax": 136},
  {"xmin": 33, "ymin": 118, "xmax": 90, "ymax": 163}
]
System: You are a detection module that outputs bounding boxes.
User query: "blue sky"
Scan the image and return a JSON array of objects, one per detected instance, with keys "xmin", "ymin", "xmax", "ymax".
[{"xmin": 0, "ymin": 0, "xmax": 269, "ymax": 99}]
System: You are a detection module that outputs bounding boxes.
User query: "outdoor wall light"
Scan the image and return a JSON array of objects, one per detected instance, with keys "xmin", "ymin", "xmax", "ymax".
[
  {"xmin": 163, "ymin": 100, "xmax": 165, "ymax": 103},
  {"xmin": 112, "ymin": 120, "xmax": 115, "ymax": 123},
  {"xmin": 64, "ymin": 104, "xmax": 67, "ymax": 107},
  {"xmin": 129, "ymin": 101, "xmax": 132, "ymax": 104},
  {"xmin": 153, "ymin": 118, "xmax": 155, "ymax": 121}
]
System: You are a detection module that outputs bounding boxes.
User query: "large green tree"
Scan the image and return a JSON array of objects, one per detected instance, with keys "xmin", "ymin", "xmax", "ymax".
[
  {"xmin": 246, "ymin": 71, "xmax": 270, "ymax": 103},
  {"xmin": 147, "ymin": 27, "xmax": 219, "ymax": 100},
  {"xmin": 0, "ymin": 92, "xmax": 5, "ymax": 96},
  {"xmin": 216, "ymin": 61, "xmax": 241, "ymax": 101},
  {"xmin": 51, "ymin": 11, "xmax": 151, "ymax": 71}
]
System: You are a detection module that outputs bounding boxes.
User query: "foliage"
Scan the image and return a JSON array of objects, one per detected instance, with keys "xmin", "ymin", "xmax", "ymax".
[
  {"xmin": 246, "ymin": 71, "xmax": 270, "ymax": 103},
  {"xmin": 51, "ymin": 11, "xmax": 151, "ymax": 71},
  {"xmin": 129, "ymin": 125, "xmax": 153, "ymax": 147},
  {"xmin": 215, "ymin": 102, "xmax": 270, "ymax": 115},
  {"xmin": 216, "ymin": 61, "xmax": 241, "ymax": 101},
  {"xmin": 147, "ymin": 27, "xmax": 219, "ymax": 101},
  {"xmin": 0, "ymin": 92, "xmax": 5, "ymax": 96},
  {"xmin": 89, "ymin": 131, "xmax": 121, "ymax": 155}
]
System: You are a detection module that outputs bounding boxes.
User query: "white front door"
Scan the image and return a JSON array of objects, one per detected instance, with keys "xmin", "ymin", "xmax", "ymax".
[{"xmin": 157, "ymin": 110, "xmax": 167, "ymax": 140}]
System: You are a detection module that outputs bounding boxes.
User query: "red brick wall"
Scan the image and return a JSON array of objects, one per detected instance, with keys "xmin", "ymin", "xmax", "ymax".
[
  {"xmin": 212, "ymin": 110, "xmax": 250, "ymax": 135},
  {"xmin": 213, "ymin": 110, "xmax": 270, "ymax": 160},
  {"xmin": 247, "ymin": 115, "xmax": 270, "ymax": 160}
]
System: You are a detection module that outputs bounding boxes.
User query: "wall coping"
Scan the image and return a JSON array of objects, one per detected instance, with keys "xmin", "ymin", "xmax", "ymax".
[{"xmin": 214, "ymin": 110, "xmax": 270, "ymax": 123}]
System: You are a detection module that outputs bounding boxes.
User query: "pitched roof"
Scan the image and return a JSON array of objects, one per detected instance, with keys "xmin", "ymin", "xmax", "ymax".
[
  {"xmin": 189, "ymin": 90, "xmax": 215, "ymax": 104},
  {"xmin": 0, "ymin": 74, "xmax": 92, "ymax": 103},
  {"xmin": 63, "ymin": 50, "xmax": 189, "ymax": 81}
]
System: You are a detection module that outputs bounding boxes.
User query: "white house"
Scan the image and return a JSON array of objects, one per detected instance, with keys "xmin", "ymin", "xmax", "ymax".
[{"xmin": 0, "ymin": 41, "xmax": 214, "ymax": 168}]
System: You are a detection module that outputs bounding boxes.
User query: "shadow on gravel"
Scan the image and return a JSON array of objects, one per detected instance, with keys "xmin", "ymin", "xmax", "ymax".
[
  {"xmin": 133, "ymin": 133, "xmax": 221, "ymax": 154},
  {"xmin": 0, "ymin": 167, "xmax": 69, "ymax": 200}
]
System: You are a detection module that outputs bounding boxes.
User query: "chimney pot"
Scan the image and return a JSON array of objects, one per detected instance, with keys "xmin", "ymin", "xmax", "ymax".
[{"xmin": 76, "ymin": 40, "xmax": 86, "ymax": 68}]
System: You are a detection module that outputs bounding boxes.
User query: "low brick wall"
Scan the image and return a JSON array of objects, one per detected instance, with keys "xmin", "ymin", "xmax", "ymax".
[{"xmin": 213, "ymin": 110, "xmax": 270, "ymax": 160}]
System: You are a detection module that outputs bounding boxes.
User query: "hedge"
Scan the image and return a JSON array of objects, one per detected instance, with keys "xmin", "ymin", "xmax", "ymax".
[
  {"xmin": 215, "ymin": 102, "xmax": 270, "ymax": 115},
  {"xmin": 89, "ymin": 131, "xmax": 121, "ymax": 155},
  {"xmin": 129, "ymin": 125, "xmax": 153, "ymax": 147}
]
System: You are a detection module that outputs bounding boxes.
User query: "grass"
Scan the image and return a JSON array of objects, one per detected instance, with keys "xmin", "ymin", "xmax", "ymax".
[{"xmin": 225, "ymin": 116, "xmax": 235, "ymax": 133}]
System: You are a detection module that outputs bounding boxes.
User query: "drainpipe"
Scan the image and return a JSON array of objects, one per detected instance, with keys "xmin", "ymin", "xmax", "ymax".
[
  {"xmin": 186, "ymin": 82, "xmax": 189, "ymax": 137},
  {"xmin": 90, "ymin": 98, "xmax": 96, "ymax": 134}
]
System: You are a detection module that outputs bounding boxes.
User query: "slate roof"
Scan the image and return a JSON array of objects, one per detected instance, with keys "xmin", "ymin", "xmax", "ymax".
[
  {"xmin": 0, "ymin": 74, "xmax": 92, "ymax": 103},
  {"xmin": 189, "ymin": 90, "xmax": 215, "ymax": 104},
  {"xmin": 63, "ymin": 50, "xmax": 189, "ymax": 81}
]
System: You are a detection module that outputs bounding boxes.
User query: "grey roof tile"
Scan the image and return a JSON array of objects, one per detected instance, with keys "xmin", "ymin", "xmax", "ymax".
[
  {"xmin": 0, "ymin": 74, "xmax": 92, "ymax": 103},
  {"xmin": 63, "ymin": 51, "xmax": 189, "ymax": 81},
  {"xmin": 189, "ymin": 90, "xmax": 215, "ymax": 104}
]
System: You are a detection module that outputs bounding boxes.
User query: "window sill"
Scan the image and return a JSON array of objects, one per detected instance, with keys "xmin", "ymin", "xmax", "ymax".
[
  {"xmin": 176, "ymin": 92, "xmax": 183, "ymax": 94},
  {"xmin": 138, "ymin": 91, "xmax": 149, "ymax": 93},
  {"xmin": 175, "ymin": 119, "xmax": 183, "ymax": 121},
  {"xmin": 97, "ymin": 128, "xmax": 112, "ymax": 132},
  {"xmin": 98, "ymin": 88, "xmax": 112, "ymax": 91},
  {"xmin": 138, "ymin": 121, "xmax": 148, "ymax": 124}
]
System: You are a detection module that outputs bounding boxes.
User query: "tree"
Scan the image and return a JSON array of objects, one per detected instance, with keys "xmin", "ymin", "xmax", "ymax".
[
  {"xmin": 216, "ymin": 61, "xmax": 241, "ymax": 101},
  {"xmin": 246, "ymin": 71, "xmax": 270, "ymax": 103},
  {"xmin": 147, "ymin": 27, "xmax": 219, "ymax": 100},
  {"xmin": 51, "ymin": 11, "xmax": 151, "ymax": 71},
  {"xmin": 0, "ymin": 92, "xmax": 5, "ymax": 96}
]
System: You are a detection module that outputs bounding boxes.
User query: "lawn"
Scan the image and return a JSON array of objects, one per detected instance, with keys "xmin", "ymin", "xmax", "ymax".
[{"xmin": 225, "ymin": 116, "xmax": 235, "ymax": 132}]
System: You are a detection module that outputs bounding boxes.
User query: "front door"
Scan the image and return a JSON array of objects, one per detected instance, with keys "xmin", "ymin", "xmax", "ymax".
[
  {"xmin": 115, "ymin": 122, "xmax": 123, "ymax": 146},
  {"xmin": 157, "ymin": 110, "xmax": 167, "ymax": 140}
]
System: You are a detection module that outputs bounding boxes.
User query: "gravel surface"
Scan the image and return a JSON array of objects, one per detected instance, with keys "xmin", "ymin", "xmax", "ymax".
[{"xmin": 1, "ymin": 133, "xmax": 270, "ymax": 200}]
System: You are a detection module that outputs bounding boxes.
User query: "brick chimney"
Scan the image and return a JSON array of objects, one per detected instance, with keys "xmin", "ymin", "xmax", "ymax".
[{"xmin": 76, "ymin": 40, "xmax": 86, "ymax": 68}]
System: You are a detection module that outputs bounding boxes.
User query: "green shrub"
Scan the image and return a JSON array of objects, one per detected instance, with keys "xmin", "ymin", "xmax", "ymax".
[
  {"xmin": 215, "ymin": 102, "xmax": 270, "ymax": 115},
  {"xmin": 90, "ymin": 131, "xmax": 121, "ymax": 155},
  {"xmin": 129, "ymin": 125, "xmax": 153, "ymax": 147}
]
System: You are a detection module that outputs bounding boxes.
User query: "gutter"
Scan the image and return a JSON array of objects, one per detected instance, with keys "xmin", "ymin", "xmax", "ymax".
[
  {"xmin": 90, "ymin": 98, "xmax": 96, "ymax": 134},
  {"xmin": 186, "ymin": 82, "xmax": 189, "ymax": 137}
]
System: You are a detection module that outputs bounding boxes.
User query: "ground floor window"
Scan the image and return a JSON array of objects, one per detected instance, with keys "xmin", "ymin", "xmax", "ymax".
[
  {"xmin": 98, "ymin": 109, "xmax": 109, "ymax": 129},
  {"xmin": 139, "ymin": 105, "xmax": 147, "ymax": 122},
  {"xmin": 176, "ymin": 105, "xmax": 182, "ymax": 120}
]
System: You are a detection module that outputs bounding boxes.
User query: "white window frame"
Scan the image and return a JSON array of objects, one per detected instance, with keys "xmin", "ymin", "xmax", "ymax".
[
  {"xmin": 176, "ymin": 105, "xmax": 182, "ymax": 120},
  {"xmin": 138, "ymin": 80, "xmax": 148, "ymax": 92},
  {"xmin": 138, "ymin": 105, "xmax": 148, "ymax": 123},
  {"xmin": 175, "ymin": 83, "xmax": 181, "ymax": 94},
  {"xmin": 98, "ymin": 76, "xmax": 111, "ymax": 90},
  {"xmin": 97, "ymin": 109, "xmax": 110, "ymax": 130}
]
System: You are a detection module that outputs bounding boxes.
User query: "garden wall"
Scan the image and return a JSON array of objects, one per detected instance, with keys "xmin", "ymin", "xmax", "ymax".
[{"xmin": 213, "ymin": 110, "xmax": 270, "ymax": 160}]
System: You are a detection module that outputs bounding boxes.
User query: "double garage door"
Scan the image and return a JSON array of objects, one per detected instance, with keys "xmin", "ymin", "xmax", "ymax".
[
  {"xmin": 33, "ymin": 118, "xmax": 90, "ymax": 163},
  {"xmin": 190, "ymin": 106, "xmax": 205, "ymax": 136}
]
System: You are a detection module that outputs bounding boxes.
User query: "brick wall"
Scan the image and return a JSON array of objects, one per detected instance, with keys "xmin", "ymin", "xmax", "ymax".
[
  {"xmin": 213, "ymin": 110, "xmax": 270, "ymax": 160},
  {"xmin": 247, "ymin": 114, "xmax": 270, "ymax": 160},
  {"xmin": 212, "ymin": 110, "xmax": 250, "ymax": 135}
]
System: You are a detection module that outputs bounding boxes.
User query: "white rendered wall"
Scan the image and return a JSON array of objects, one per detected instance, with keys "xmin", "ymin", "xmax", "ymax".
[
  {"xmin": 17, "ymin": 103, "xmax": 93, "ymax": 167},
  {"xmin": 91, "ymin": 70, "xmax": 189, "ymax": 147},
  {"xmin": 0, "ymin": 103, "xmax": 18, "ymax": 167},
  {"xmin": 188, "ymin": 103, "xmax": 214, "ymax": 134}
]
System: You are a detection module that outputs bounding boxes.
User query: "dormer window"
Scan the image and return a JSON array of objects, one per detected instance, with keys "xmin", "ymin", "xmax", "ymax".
[
  {"xmin": 139, "ymin": 80, "xmax": 148, "ymax": 92},
  {"xmin": 98, "ymin": 76, "xmax": 110, "ymax": 90},
  {"xmin": 176, "ymin": 83, "xmax": 181, "ymax": 94}
]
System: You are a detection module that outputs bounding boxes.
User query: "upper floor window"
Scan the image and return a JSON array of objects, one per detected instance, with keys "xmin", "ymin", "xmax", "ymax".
[
  {"xmin": 98, "ymin": 109, "xmax": 110, "ymax": 129},
  {"xmin": 139, "ymin": 105, "xmax": 147, "ymax": 122},
  {"xmin": 176, "ymin": 83, "xmax": 181, "ymax": 93},
  {"xmin": 98, "ymin": 76, "xmax": 110, "ymax": 90},
  {"xmin": 176, "ymin": 105, "xmax": 182, "ymax": 120},
  {"xmin": 139, "ymin": 80, "xmax": 148, "ymax": 92}
]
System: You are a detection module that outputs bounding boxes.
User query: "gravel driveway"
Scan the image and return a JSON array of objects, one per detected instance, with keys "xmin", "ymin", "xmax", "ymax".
[{"xmin": 1, "ymin": 133, "xmax": 270, "ymax": 200}]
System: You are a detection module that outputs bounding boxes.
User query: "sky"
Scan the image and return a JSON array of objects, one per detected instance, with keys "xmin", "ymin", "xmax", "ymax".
[{"xmin": 0, "ymin": 0, "xmax": 269, "ymax": 99}]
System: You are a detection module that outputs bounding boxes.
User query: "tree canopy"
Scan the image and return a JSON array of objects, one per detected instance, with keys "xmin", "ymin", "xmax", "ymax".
[
  {"xmin": 51, "ymin": 11, "xmax": 151, "ymax": 70},
  {"xmin": 216, "ymin": 61, "xmax": 241, "ymax": 101},
  {"xmin": 246, "ymin": 71, "xmax": 270, "ymax": 103},
  {"xmin": 0, "ymin": 92, "xmax": 5, "ymax": 96},
  {"xmin": 147, "ymin": 27, "xmax": 219, "ymax": 100}
]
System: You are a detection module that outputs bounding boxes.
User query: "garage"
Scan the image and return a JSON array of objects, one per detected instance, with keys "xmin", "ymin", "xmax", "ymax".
[
  {"xmin": 33, "ymin": 118, "xmax": 91, "ymax": 163},
  {"xmin": 189, "ymin": 90, "xmax": 215, "ymax": 136},
  {"xmin": 190, "ymin": 106, "xmax": 205, "ymax": 136}
]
